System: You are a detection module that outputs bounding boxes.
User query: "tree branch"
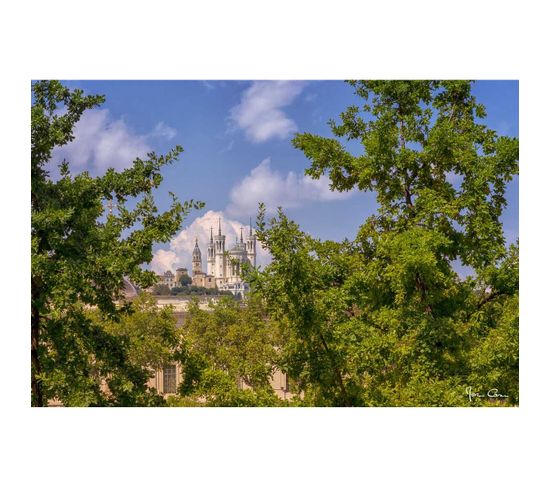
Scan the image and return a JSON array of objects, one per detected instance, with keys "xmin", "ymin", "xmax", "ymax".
[{"xmin": 318, "ymin": 330, "xmax": 352, "ymax": 407}]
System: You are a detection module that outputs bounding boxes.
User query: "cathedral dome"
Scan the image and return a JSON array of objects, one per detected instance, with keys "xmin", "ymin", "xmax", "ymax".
[
  {"xmin": 229, "ymin": 241, "xmax": 246, "ymax": 255},
  {"xmin": 229, "ymin": 227, "xmax": 247, "ymax": 255}
]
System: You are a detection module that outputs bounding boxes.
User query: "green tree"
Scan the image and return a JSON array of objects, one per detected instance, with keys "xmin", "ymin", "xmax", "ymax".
[
  {"xmin": 151, "ymin": 283, "xmax": 171, "ymax": 295},
  {"xmin": 176, "ymin": 296, "xmax": 283, "ymax": 406},
  {"xmin": 465, "ymin": 244, "xmax": 519, "ymax": 405},
  {"xmin": 170, "ymin": 286, "xmax": 186, "ymax": 295},
  {"xmin": 251, "ymin": 209, "xmax": 364, "ymax": 406},
  {"xmin": 31, "ymin": 81, "xmax": 202, "ymax": 406},
  {"xmin": 85, "ymin": 292, "xmax": 182, "ymax": 405},
  {"xmin": 96, "ymin": 293, "xmax": 180, "ymax": 375},
  {"xmin": 252, "ymin": 81, "xmax": 519, "ymax": 406},
  {"xmin": 179, "ymin": 274, "xmax": 192, "ymax": 286}
]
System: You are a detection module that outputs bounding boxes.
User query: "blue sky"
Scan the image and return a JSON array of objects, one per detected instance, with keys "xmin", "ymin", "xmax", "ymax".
[{"xmin": 52, "ymin": 80, "xmax": 519, "ymax": 274}]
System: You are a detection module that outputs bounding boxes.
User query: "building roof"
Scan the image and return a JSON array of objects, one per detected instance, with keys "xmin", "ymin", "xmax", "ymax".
[
  {"xmin": 192, "ymin": 238, "xmax": 201, "ymax": 257},
  {"xmin": 229, "ymin": 242, "xmax": 246, "ymax": 254}
]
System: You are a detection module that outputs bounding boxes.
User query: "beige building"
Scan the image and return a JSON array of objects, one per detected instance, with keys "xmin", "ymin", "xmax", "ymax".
[
  {"xmin": 147, "ymin": 362, "xmax": 291, "ymax": 400},
  {"xmin": 192, "ymin": 272, "xmax": 216, "ymax": 288},
  {"xmin": 157, "ymin": 270, "xmax": 178, "ymax": 289},
  {"xmin": 47, "ymin": 292, "xmax": 292, "ymax": 405},
  {"xmin": 155, "ymin": 219, "xmax": 256, "ymax": 297},
  {"xmin": 198, "ymin": 219, "xmax": 256, "ymax": 297},
  {"xmin": 190, "ymin": 240, "xmax": 216, "ymax": 289},
  {"xmin": 148, "ymin": 295, "xmax": 292, "ymax": 401},
  {"xmin": 175, "ymin": 267, "xmax": 189, "ymax": 283}
]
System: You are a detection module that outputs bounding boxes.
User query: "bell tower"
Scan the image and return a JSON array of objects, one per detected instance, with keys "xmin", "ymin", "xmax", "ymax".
[
  {"xmin": 192, "ymin": 237, "xmax": 202, "ymax": 275},
  {"xmin": 246, "ymin": 217, "xmax": 256, "ymax": 268},
  {"xmin": 214, "ymin": 217, "xmax": 226, "ymax": 279},
  {"xmin": 207, "ymin": 227, "xmax": 215, "ymax": 276}
]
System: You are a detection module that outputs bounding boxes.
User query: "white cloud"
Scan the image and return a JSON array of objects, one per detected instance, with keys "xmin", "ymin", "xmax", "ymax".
[
  {"xmin": 51, "ymin": 109, "xmax": 151, "ymax": 174},
  {"xmin": 50, "ymin": 109, "xmax": 176, "ymax": 176},
  {"xmin": 230, "ymin": 81, "xmax": 307, "ymax": 143},
  {"xmin": 151, "ymin": 121, "xmax": 177, "ymax": 141},
  {"xmin": 226, "ymin": 158, "xmax": 355, "ymax": 218},
  {"xmin": 150, "ymin": 249, "xmax": 179, "ymax": 274},
  {"xmin": 150, "ymin": 210, "xmax": 271, "ymax": 274}
]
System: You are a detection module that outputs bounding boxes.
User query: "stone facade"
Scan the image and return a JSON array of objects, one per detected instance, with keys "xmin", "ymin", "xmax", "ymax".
[
  {"xmin": 197, "ymin": 219, "xmax": 256, "ymax": 297},
  {"xmin": 175, "ymin": 267, "xmax": 189, "ymax": 283},
  {"xmin": 148, "ymin": 363, "xmax": 292, "ymax": 400},
  {"xmin": 47, "ymin": 294, "xmax": 294, "ymax": 406},
  {"xmin": 191, "ymin": 272, "xmax": 216, "ymax": 288},
  {"xmin": 155, "ymin": 219, "xmax": 256, "ymax": 297},
  {"xmin": 158, "ymin": 270, "xmax": 178, "ymax": 289},
  {"xmin": 149, "ymin": 296, "xmax": 292, "ymax": 400}
]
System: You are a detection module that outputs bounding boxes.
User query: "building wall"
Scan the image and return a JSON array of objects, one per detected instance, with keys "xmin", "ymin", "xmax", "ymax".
[
  {"xmin": 191, "ymin": 273, "xmax": 216, "ymax": 289},
  {"xmin": 175, "ymin": 268, "xmax": 189, "ymax": 283},
  {"xmin": 149, "ymin": 360, "xmax": 291, "ymax": 400},
  {"xmin": 158, "ymin": 272, "xmax": 177, "ymax": 289},
  {"xmin": 148, "ymin": 298, "xmax": 292, "ymax": 400}
]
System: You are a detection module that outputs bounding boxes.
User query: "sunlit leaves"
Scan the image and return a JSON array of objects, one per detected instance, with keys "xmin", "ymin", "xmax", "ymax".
[
  {"xmin": 253, "ymin": 81, "xmax": 520, "ymax": 406},
  {"xmin": 31, "ymin": 81, "xmax": 202, "ymax": 406}
]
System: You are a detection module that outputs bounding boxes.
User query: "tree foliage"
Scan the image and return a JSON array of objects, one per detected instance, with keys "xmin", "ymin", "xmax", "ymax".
[
  {"xmin": 175, "ymin": 296, "xmax": 284, "ymax": 406},
  {"xmin": 179, "ymin": 274, "xmax": 192, "ymax": 286},
  {"xmin": 31, "ymin": 80, "xmax": 518, "ymax": 407},
  {"xmin": 152, "ymin": 283, "xmax": 171, "ymax": 295},
  {"xmin": 31, "ymin": 81, "xmax": 203, "ymax": 406},
  {"xmin": 75, "ymin": 293, "xmax": 182, "ymax": 406},
  {"xmin": 250, "ymin": 81, "xmax": 519, "ymax": 406},
  {"xmin": 97, "ymin": 293, "xmax": 180, "ymax": 376}
]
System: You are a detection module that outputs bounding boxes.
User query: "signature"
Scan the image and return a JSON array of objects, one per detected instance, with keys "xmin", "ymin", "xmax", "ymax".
[{"xmin": 466, "ymin": 386, "xmax": 509, "ymax": 402}]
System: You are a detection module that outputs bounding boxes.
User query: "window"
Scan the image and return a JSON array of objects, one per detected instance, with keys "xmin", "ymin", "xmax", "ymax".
[{"xmin": 163, "ymin": 364, "xmax": 177, "ymax": 394}]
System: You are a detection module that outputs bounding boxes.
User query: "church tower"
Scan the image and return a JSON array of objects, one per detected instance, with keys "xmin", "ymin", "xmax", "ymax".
[
  {"xmin": 192, "ymin": 237, "xmax": 202, "ymax": 276},
  {"xmin": 207, "ymin": 227, "xmax": 215, "ymax": 276},
  {"xmin": 246, "ymin": 217, "xmax": 256, "ymax": 268},
  {"xmin": 214, "ymin": 217, "xmax": 226, "ymax": 280}
]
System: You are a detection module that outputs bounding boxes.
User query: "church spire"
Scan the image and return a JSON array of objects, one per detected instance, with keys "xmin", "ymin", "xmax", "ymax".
[
  {"xmin": 240, "ymin": 226, "xmax": 243, "ymax": 243},
  {"xmin": 218, "ymin": 217, "xmax": 222, "ymax": 236},
  {"xmin": 210, "ymin": 226, "xmax": 213, "ymax": 243},
  {"xmin": 192, "ymin": 236, "xmax": 202, "ymax": 275},
  {"xmin": 249, "ymin": 217, "xmax": 253, "ymax": 236},
  {"xmin": 192, "ymin": 236, "xmax": 201, "ymax": 259}
]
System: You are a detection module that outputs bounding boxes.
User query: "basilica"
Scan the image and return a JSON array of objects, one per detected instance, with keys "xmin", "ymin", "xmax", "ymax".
[{"xmin": 190, "ymin": 218, "xmax": 256, "ymax": 297}]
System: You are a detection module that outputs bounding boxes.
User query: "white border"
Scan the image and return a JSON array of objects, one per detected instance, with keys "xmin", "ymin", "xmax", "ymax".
[{"xmin": 2, "ymin": 1, "xmax": 547, "ymax": 486}]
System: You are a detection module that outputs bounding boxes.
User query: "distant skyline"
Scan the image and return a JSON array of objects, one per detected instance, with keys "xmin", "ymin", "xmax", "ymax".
[{"xmin": 49, "ymin": 80, "xmax": 519, "ymax": 274}]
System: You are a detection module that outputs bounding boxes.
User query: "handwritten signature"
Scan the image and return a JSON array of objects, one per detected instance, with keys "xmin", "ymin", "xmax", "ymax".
[{"xmin": 466, "ymin": 386, "xmax": 509, "ymax": 402}]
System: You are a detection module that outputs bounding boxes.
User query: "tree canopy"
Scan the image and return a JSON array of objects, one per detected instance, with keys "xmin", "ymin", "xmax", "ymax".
[
  {"xmin": 31, "ymin": 80, "xmax": 202, "ymax": 406},
  {"xmin": 173, "ymin": 296, "xmax": 284, "ymax": 406},
  {"xmin": 179, "ymin": 274, "xmax": 192, "ymax": 286},
  {"xmin": 249, "ymin": 81, "xmax": 519, "ymax": 406},
  {"xmin": 31, "ymin": 80, "xmax": 518, "ymax": 407}
]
